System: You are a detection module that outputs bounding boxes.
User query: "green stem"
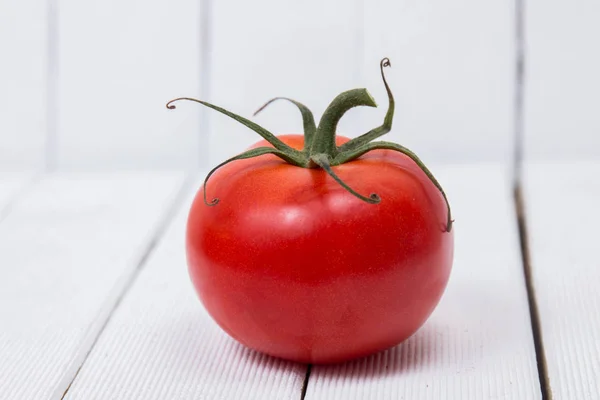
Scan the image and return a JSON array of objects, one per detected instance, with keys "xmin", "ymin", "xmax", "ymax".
[
  {"xmin": 253, "ymin": 97, "xmax": 316, "ymax": 150},
  {"xmin": 311, "ymin": 89, "xmax": 377, "ymax": 158},
  {"xmin": 334, "ymin": 141, "xmax": 453, "ymax": 232}
]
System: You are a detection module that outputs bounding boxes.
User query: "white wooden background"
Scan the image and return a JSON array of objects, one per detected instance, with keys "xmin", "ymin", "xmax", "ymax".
[{"xmin": 1, "ymin": 0, "xmax": 599, "ymax": 399}]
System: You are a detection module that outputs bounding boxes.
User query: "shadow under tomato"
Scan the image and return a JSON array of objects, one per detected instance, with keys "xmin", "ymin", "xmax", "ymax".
[
  {"xmin": 160, "ymin": 310, "xmax": 446, "ymax": 393},
  {"xmin": 308, "ymin": 322, "xmax": 446, "ymax": 380},
  {"xmin": 226, "ymin": 321, "xmax": 447, "ymax": 386}
]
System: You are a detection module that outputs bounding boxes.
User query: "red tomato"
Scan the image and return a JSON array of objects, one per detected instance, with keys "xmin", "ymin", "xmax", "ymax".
[{"xmin": 186, "ymin": 134, "xmax": 453, "ymax": 364}]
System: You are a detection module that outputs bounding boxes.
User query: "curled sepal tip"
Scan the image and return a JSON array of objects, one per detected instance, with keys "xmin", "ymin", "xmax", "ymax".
[
  {"xmin": 311, "ymin": 153, "xmax": 380, "ymax": 204},
  {"xmin": 165, "ymin": 97, "xmax": 300, "ymax": 156},
  {"xmin": 339, "ymin": 57, "xmax": 395, "ymax": 152}
]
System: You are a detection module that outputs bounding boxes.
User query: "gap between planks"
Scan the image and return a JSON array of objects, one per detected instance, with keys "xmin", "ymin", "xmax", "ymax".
[
  {"xmin": 512, "ymin": 0, "xmax": 551, "ymax": 397},
  {"xmin": 52, "ymin": 173, "xmax": 197, "ymax": 400},
  {"xmin": 45, "ymin": 0, "xmax": 59, "ymax": 172},
  {"xmin": 300, "ymin": 364, "xmax": 312, "ymax": 400},
  {"xmin": 198, "ymin": 0, "xmax": 212, "ymax": 168},
  {"xmin": 514, "ymin": 185, "xmax": 552, "ymax": 400}
]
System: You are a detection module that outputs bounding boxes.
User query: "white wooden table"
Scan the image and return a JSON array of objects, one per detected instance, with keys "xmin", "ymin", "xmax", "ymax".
[
  {"xmin": 2, "ymin": 0, "xmax": 600, "ymax": 398},
  {"xmin": 1, "ymin": 163, "xmax": 597, "ymax": 399}
]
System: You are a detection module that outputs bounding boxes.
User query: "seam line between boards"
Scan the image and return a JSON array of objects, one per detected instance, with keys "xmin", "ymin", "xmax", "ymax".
[
  {"xmin": 514, "ymin": 185, "xmax": 552, "ymax": 400},
  {"xmin": 52, "ymin": 172, "xmax": 197, "ymax": 400},
  {"xmin": 45, "ymin": 0, "xmax": 59, "ymax": 172},
  {"xmin": 199, "ymin": 0, "xmax": 212, "ymax": 167},
  {"xmin": 300, "ymin": 364, "xmax": 312, "ymax": 400},
  {"xmin": 513, "ymin": 0, "xmax": 551, "ymax": 397}
]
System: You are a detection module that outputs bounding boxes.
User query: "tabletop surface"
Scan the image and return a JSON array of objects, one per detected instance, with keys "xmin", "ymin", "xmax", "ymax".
[
  {"xmin": 2, "ymin": 0, "xmax": 600, "ymax": 398},
  {"xmin": 1, "ymin": 163, "xmax": 597, "ymax": 400}
]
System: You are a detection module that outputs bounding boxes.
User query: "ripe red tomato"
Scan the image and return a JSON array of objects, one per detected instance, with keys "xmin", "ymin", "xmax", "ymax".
[
  {"xmin": 171, "ymin": 57, "xmax": 454, "ymax": 364},
  {"xmin": 186, "ymin": 134, "xmax": 453, "ymax": 364}
]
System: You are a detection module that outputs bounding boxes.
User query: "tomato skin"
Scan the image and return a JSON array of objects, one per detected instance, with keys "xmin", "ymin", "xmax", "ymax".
[{"xmin": 186, "ymin": 134, "xmax": 453, "ymax": 364}]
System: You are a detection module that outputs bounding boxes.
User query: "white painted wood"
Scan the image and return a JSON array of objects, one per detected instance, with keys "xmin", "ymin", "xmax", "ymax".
[
  {"xmin": 0, "ymin": 174, "xmax": 32, "ymax": 215},
  {"xmin": 525, "ymin": 2, "xmax": 600, "ymax": 161},
  {"xmin": 0, "ymin": 172, "xmax": 185, "ymax": 399},
  {"xmin": 305, "ymin": 165, "xmax": 541, "ymax": 399},
  {"xmin": 363, "ymin": 1, "xmax": 513, "ymax": 163},
  {"xmin": 0, "ymin": 1, "xmax": 47, "ymax": 170},
  {"xmin": 524, "ymin": 162, "xmax": 600, "ymax": 399},
  {"xmin": 63, "ymin": 178, "xmax": 307, "ymax": 400},
  {"xmin": 57, "ymin": 0, "xmax": 203, "ymax": 169},
  {"xmin": 208, "ymin": 0, "xmax": 366, "ymax": 166}
]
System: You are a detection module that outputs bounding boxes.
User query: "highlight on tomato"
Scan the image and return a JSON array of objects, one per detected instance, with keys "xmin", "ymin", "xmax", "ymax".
[{"xmin": 167, "ymin": 58, "xmax": 454, "ymax": 364}]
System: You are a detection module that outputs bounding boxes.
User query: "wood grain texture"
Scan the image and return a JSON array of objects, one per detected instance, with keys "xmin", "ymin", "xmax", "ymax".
[
  {"xmin": 0, "ymin": 173, "xmax": 185, "ymax": 399},
  {"xmin": 363, "ymin": 0, "xmax": 513, "ymax": 163},
  {"xmin": 305, "ymin": 165, "xmax": 541, "ymax": 399},
  {"xmin": 57, "ymin": 0, "xmax": 203, "ymax": 169},
  {"xmin": 0, "ymin": 1, "xmax": 47, "ymax": 170},
  {"xmin": 207, "ymin": 0, "xmax": 367, "ymax": 166},
  {"xmin": 63, "ymin": 179, "xmax": 307, "ymax": 400},
  {"xmin": 524, "ymin": 162, "xmax": 600, "ymax": 399},
  {"xmin": 524, "ymin": 2, "xmax": 600, "ymax": 161}
]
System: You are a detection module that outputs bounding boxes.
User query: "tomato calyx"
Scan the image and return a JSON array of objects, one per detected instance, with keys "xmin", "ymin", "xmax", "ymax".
[
  {"xmin": 166, "ymin": 58, "xmax": 454, "ymax": 232},
  {"xmin": 254, "ymin": 97, "xmax": 317, "ymax": 151}
]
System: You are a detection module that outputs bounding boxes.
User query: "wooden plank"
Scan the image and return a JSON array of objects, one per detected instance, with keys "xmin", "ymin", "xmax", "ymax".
[
  {"xmin": 0, "ymin": 174, "xmax": 32, "ymax": 216},
  {"xmin": 57, "ymin": 0, "xmax": 203, "ymax": 169},
  {"xmin": 523, "ymin": 2, "xmax": 600, "ymax": 395},
  {"xmin": 524, "ymin": 2, "xmax": 600, "ymax": 161},
  {"xmin": 0, "ymin": 172, "xmax": 185, "ymax": 399},
  {"xmin": 363, "ymin": 0, "xmax": 513, "ymax": 163},
  {"xmin": 524, "ymin": 162, "xmax": 600, "ymax": 399},
  {"xmin": 63, "ymin": 178, "xmax": 307, "ymax": 400},
  {"xmin": 0, "ymin": 1, "xmax": 47, "ymax": 170},
  {"xmin": 305, "ymin": 165, "xmax": 541, "ymax": 399},
  {"xmin": 208, "ymin": 0, "xmax": 365, "ymax": 166}
]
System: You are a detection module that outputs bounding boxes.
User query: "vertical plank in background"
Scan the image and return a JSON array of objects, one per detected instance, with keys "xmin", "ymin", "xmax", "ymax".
[
  {"xmin": 57, "ymin": 0, "xmax": 203, "ymax": 169},
  {"xmin": 524, "ymin": 2, "xmax": 600, "ymax": 397},
  {"xmin": 0, "ymin": 172, "xmax": 185, "ymax": 399},
  {"xmin": 525, "ymin": 2, "xmax": 600, "ymax": 161},
  {"xmin": 0, "ymin": 1, "xmax": 47, "ymax": 170},
  {"xmin": 306, "ymin": 166, "xmax": 541, "ymax": 399},
  {"xmin": 208, "ymin": 0, "xmax": 366, "ymax": 166},
  {"xmin": 63, "ymin": 180, "xmax": 307, "ymax": 400},
  {"xmin": 524, "ymin": 164, "xmax": 600, "ymax": 399},
  {"xmin": 363, "ymin": 0, "xmax": 513, "ymax": 163}
]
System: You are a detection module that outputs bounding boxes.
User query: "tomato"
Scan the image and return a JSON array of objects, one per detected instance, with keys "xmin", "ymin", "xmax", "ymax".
[
  {"xmin": 186, "ymin": 134, "xmax": 452, "ymax": 363},
  {"xmin": 172, "ymin": 57, "xmax": 454, "ymax": 364}
]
